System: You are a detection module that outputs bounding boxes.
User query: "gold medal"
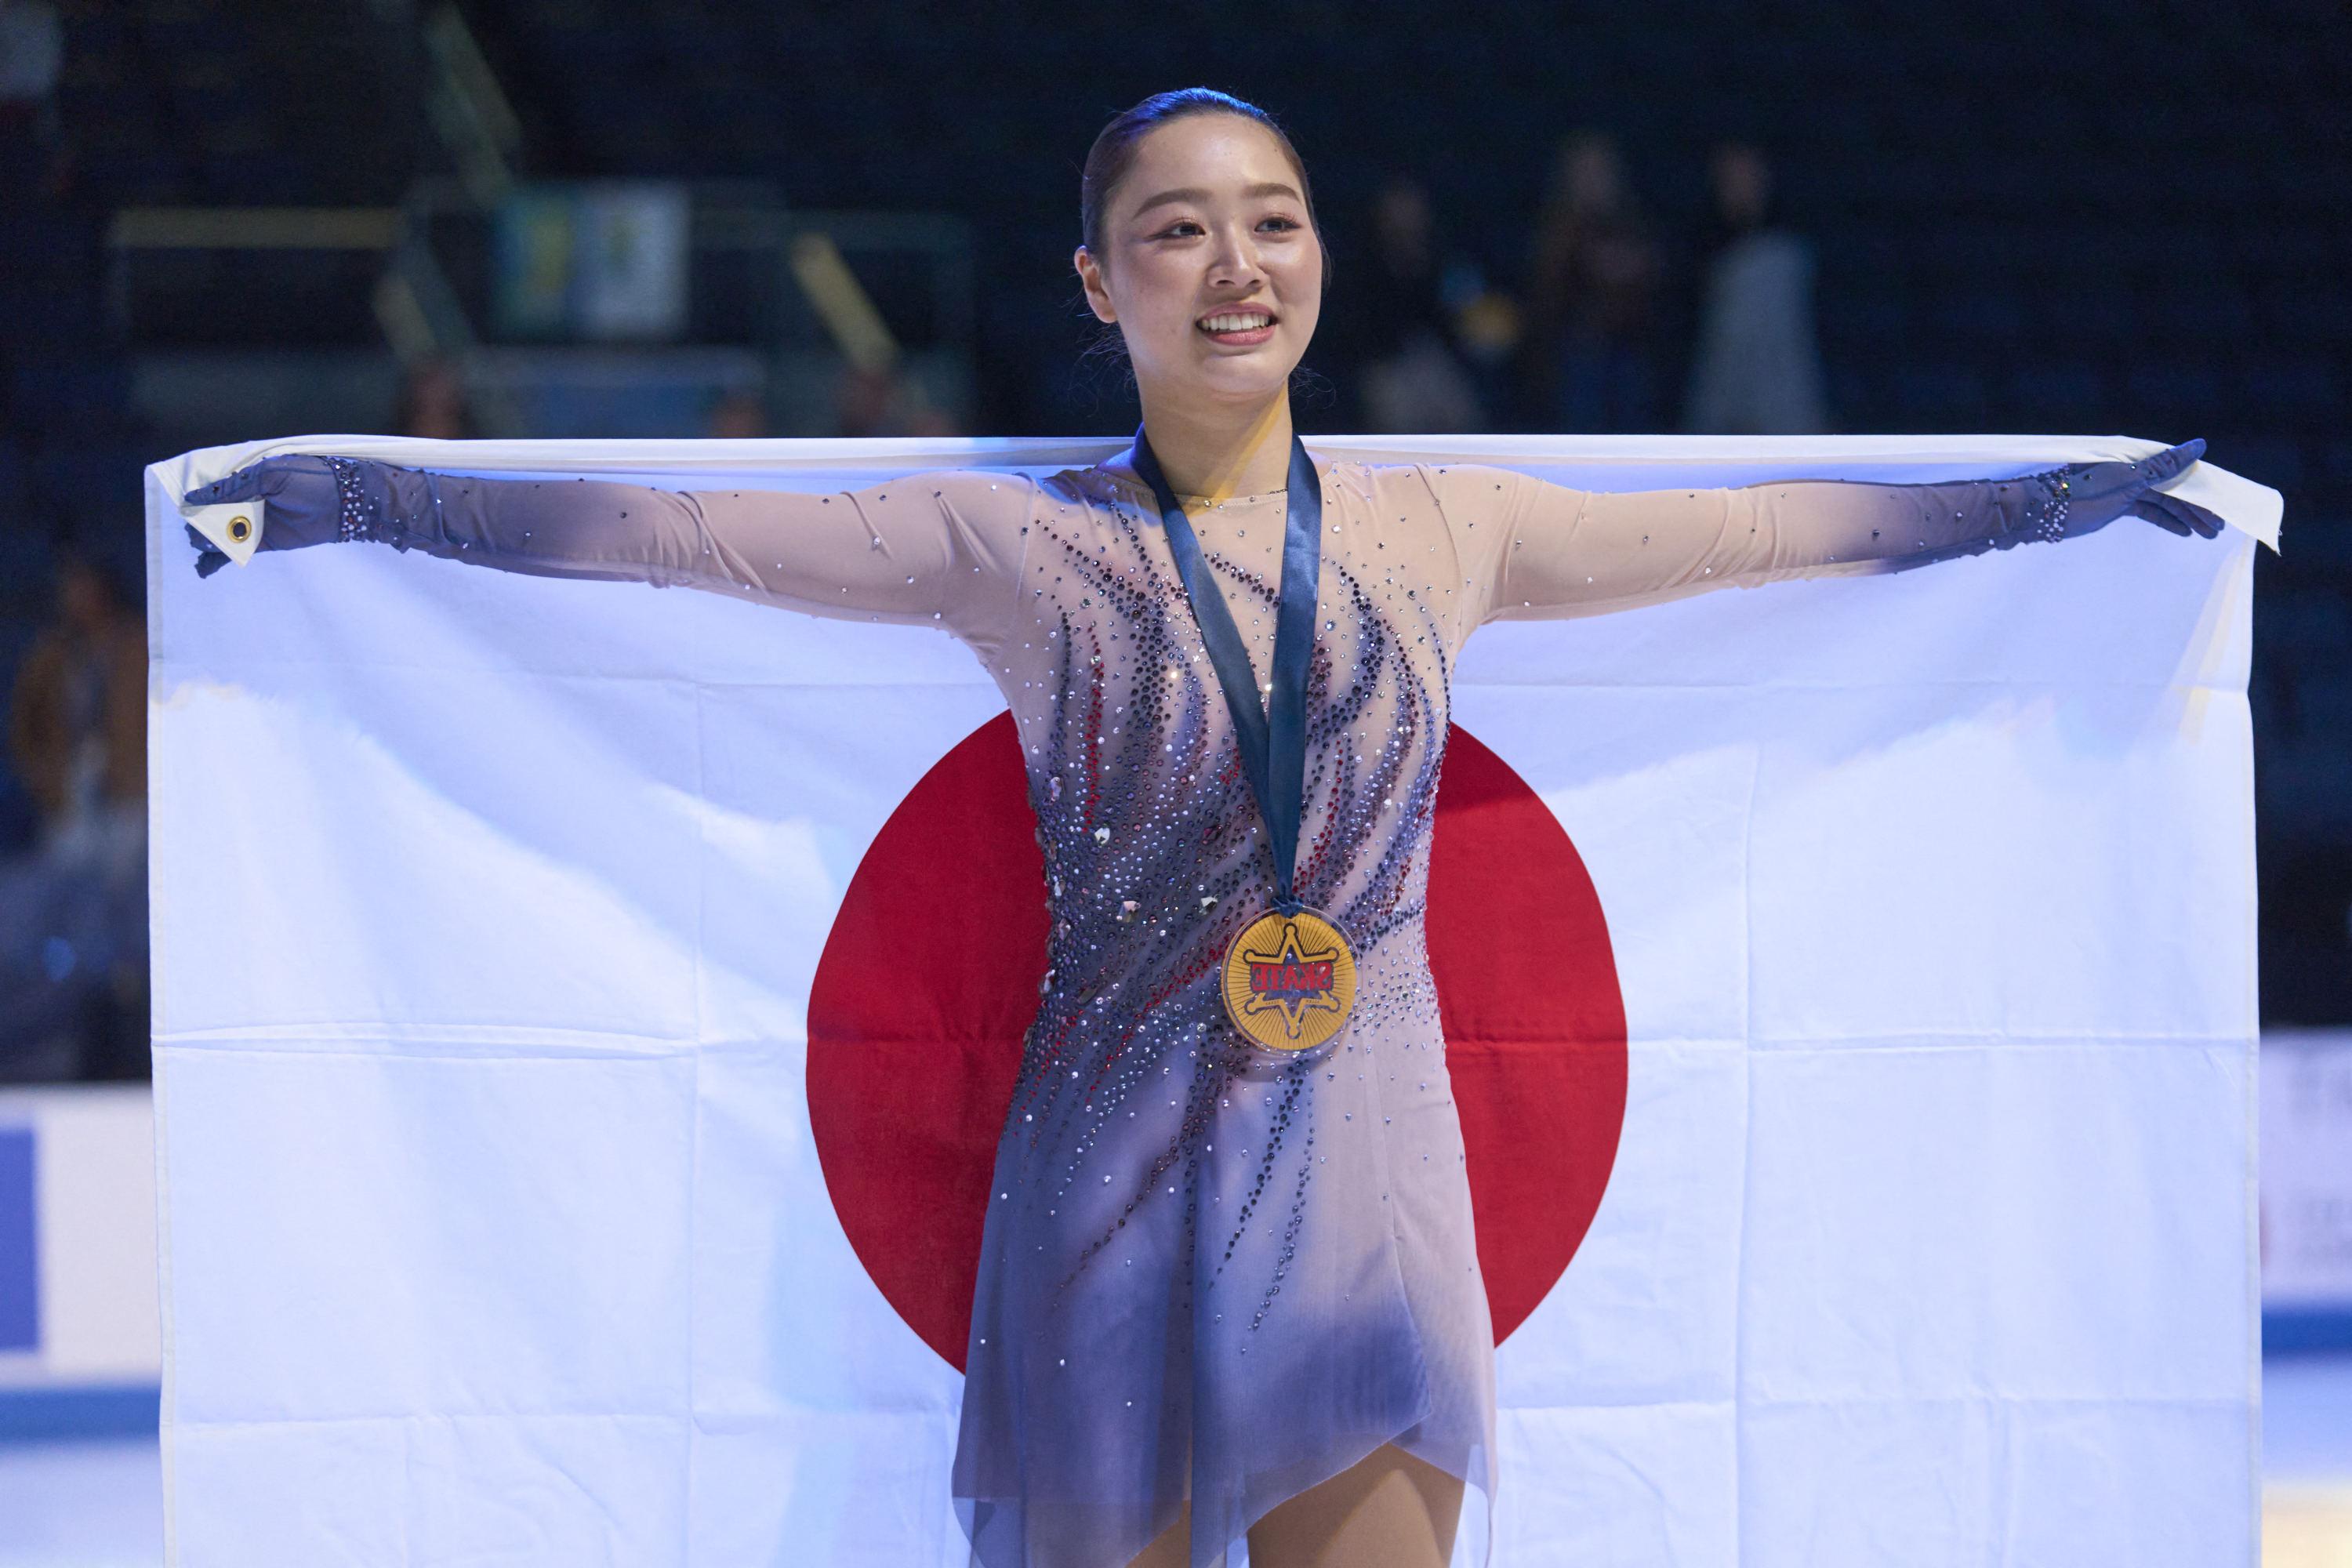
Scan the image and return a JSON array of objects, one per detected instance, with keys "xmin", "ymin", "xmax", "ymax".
[
  {"xmin": 1134, "ymin": 426, "xmax": 1354, "ymax": 1055},
  {"xmin": 1220, "ymin": 906, "xmax": 1358, "ymax": 1053}
]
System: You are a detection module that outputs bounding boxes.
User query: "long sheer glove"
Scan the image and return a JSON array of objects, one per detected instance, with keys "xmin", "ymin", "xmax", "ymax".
[
  {"xmin": 2040, "ymin": 439, "xmax": 2222, "ymax": 540},
  {"xmin": 180, "ymin": 454, "xmax": 354, "ymax": 576},
  {"xmin": 1439, "ymin": 436, "xmax": 2226, "ymax": 636},
  {"xmin": 179, "ymin": 452, "xmax": 1037, "ymax": 637},
  {"xmin": 184, "ymin": 454, "xmax": 430, "ymax": 575},
  {"xmin": 187, "ymin": 454, "xmax": 681, "ymax": 579}
]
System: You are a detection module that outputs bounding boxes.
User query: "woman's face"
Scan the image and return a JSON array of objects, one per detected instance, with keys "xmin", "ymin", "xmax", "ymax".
[{"xmin": 1076, "ymin": 114, "xmax": 1323, "ymax": 408}]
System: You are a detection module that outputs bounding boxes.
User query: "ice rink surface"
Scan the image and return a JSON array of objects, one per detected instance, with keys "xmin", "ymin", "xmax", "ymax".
[
  {"xmin": 2266, "ymin": 1356, "xmax": 2352, "ymax": 1567},
  {"xmin": 2, "ymin": 1357, "xmax": 2343, "ymax": 1566}
]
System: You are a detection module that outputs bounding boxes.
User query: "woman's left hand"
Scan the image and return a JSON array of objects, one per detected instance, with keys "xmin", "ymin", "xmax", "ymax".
[{"xmin": 2052, "ymin": 439, "xmax": 2225, "ymax": 539}]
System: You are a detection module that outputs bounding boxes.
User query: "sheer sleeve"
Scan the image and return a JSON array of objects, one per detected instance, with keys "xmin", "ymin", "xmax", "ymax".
[
  {"xmin": 1417, "ymin": 460, "xmax": 2066, "ymax": 641},
  {"xmin": 324, "ymin": 459, "xmax": 1038, "ymax": 647}
]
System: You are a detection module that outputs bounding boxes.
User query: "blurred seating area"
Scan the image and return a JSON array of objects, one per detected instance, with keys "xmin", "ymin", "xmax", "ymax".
[{"xmin": 0, "ymin": 0, "xmax": 2347, "ymax": 1083}]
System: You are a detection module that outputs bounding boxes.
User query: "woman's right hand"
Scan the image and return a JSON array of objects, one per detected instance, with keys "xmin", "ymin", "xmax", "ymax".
[{"xmin": 181, "ymin": 454, "xmax": 402, "ymax": 576}]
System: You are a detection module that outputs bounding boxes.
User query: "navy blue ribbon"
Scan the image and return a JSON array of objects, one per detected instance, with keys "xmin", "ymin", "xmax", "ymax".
[{"xmin": 1130, "ymin": 422, "xmax": 1323, "ymax": 913}]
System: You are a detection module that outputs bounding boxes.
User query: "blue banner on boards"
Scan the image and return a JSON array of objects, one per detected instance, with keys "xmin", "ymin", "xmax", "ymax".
[{"xmin": 0, "ymin": 1126, "xmax": 34, "ymax": 1352}]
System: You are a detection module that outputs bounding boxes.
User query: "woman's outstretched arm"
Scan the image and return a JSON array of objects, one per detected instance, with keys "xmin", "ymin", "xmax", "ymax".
[
  {"xmin": 183, "ymin": 455, "xmax": 1037, "ymax": 641},
  {"xmin": 1423, "ymin": 441, "xmax": 2220, "ymax": 633}
]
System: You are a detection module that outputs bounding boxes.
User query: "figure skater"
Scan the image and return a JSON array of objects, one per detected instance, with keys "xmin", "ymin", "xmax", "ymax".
[{"xmin": 185, "ymin": 86, "xmax": 2220, "ymax": 1568}]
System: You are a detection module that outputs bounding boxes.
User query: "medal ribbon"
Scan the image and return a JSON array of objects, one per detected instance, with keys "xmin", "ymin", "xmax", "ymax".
[{"xmin": 1130, "ymin": 421, "xmax": 1323, "ymax": 914}]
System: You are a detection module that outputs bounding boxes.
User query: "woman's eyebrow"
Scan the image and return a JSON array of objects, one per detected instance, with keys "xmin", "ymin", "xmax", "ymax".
[{"xmin": 1131, "ymin": 181, "xmax": 1304, "ymax": 220}]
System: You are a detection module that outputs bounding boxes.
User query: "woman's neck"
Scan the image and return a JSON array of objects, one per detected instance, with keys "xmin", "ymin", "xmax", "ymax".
[{"xmin": 1135, "ymin": 389, "xmax": 1294, "ymax": 500}]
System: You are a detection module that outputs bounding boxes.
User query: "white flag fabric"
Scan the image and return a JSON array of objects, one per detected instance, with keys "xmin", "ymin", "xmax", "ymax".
[{"xmin": 144, "ymin": 434, "xmax": 2270, "ymax": 1566}]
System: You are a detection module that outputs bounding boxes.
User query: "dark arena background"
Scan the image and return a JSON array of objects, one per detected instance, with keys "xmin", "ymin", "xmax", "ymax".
[{"xmin": 0, "ymin": 1, "xmax": 2345, "ymax": 1559}]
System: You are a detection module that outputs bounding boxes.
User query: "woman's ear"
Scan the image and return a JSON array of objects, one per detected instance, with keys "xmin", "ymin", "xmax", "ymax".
[{"xmin": 1074, "ymin": 246, "xmax": 1116, "ymax": 324}]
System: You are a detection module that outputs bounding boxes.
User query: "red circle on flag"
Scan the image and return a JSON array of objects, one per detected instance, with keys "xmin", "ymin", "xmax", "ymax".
[{"xmin": 808, "ymin": 716, "xmax": 1628, "ymax": 1370}]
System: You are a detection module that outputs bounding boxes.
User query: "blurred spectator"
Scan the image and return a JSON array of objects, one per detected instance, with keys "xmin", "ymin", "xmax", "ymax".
[
  {"xmin": 706, "ymin": 389, "xmax": 769, "ymax": 439},
  {"xmin": 3, "ymin": 549, "xmax": 148, "ymax": 1080},
  {"xmin": 0, "ymin": 1, "xmax": 61, "ymax": 122},
  {"xmin": 0, "ymin": 0, "xmax": 63, "ymax": 191},
  {"xmin": 1351, "ymin": 176, "xmax": 1486, "ymax": 433},
  {"xmin": 394, "ymin": 358, "xmax": 474, "ymax": 439},
  {"xmin": 1682, "ymin": 142, "xmax": 1831, "ymax": 434},
  {"xmin": 837, "ymin": 361, "xmax": 960, "ymax": 438},
  {"xmin": 1525, "ymin": 132, "xmax": 1665, "ymax": 434},
  {"xmin": 9, "ymin": 551, "xmax": 143, "ymax": 873}
]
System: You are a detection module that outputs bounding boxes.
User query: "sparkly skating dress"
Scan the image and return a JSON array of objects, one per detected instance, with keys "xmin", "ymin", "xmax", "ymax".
[{"xmin": 220, "ymin": 445, "xmax": 2084, "ymax": 1567}]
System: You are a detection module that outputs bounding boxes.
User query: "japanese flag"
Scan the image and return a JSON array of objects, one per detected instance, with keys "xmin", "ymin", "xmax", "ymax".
[{"xmin": 145, "ymin": 434, "xmax": 2271, "ymax": 1566}]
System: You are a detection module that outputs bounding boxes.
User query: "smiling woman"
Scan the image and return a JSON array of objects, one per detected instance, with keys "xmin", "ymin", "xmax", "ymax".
[
  {"xmin": 1052, "ymin": 91, "xmax": 1474, "ymax": 1568},
  {"xmin": 1070, "ymin": 91, "xmax": 1330, "ymax": 513},
  {"xmin": 177, "ymin": 81, "xmax": 2223, "ymax": 1568}
]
